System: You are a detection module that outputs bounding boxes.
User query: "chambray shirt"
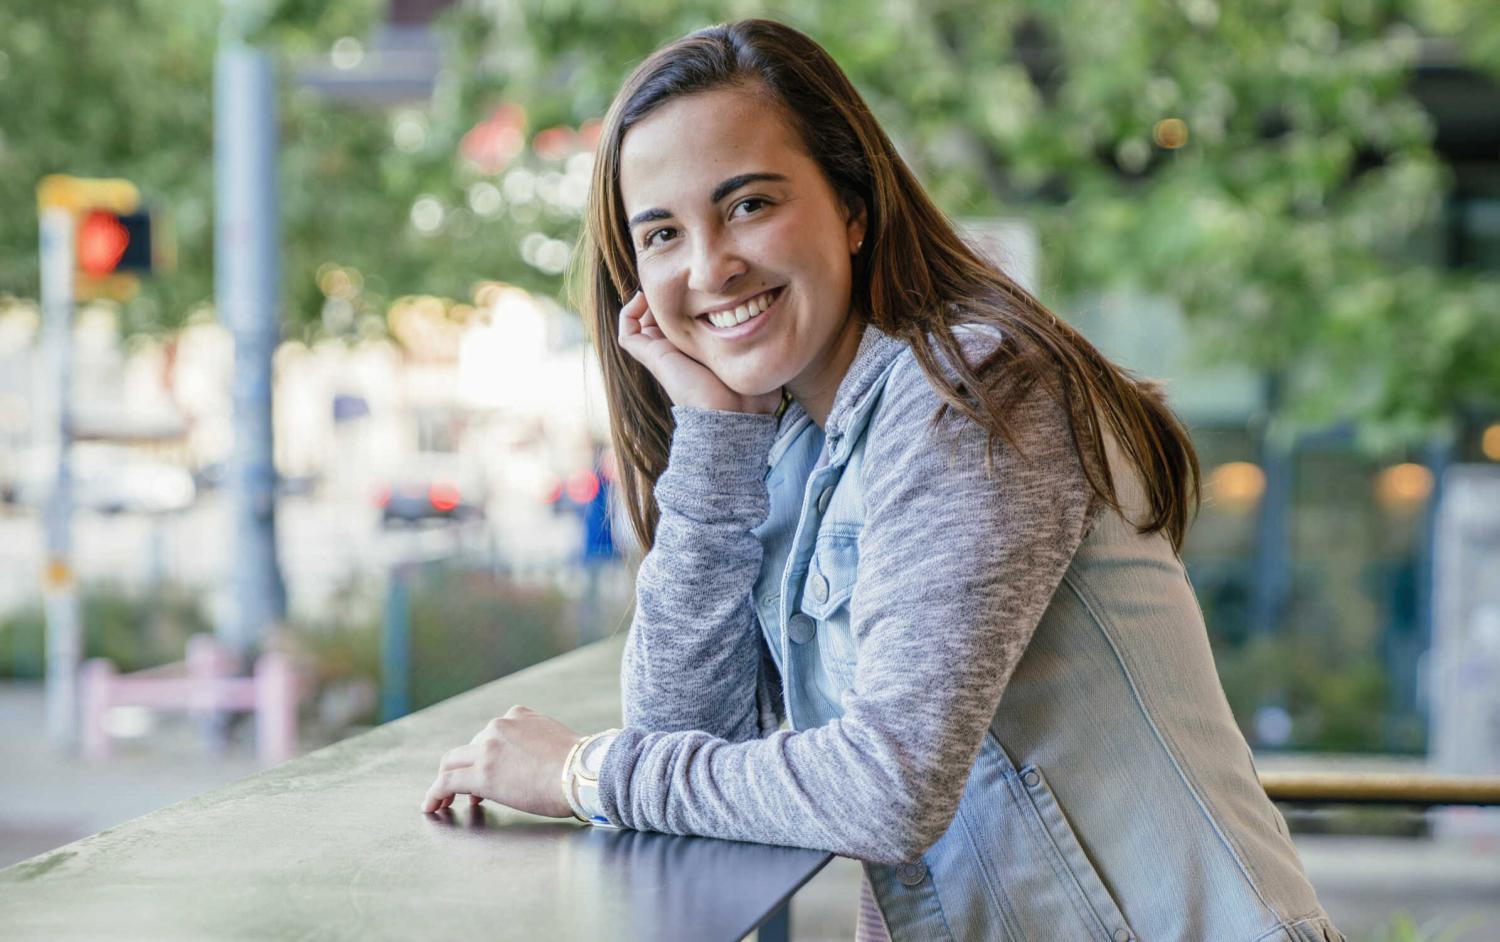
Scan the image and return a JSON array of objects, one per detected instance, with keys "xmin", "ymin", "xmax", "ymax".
[{"xmin": 598, "ymin": 323, "xmax": 1342, "ymax": 942}]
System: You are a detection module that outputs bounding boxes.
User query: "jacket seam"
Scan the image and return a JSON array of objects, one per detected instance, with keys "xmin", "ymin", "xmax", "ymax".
[
  {"xmin": 928, "ymin": 870, "xmax": 962, "ymax": 942},
  {"xmin": 951, "ymin": 792, "xmax": 1027, "ymax": 941},
  {"xmin": 998, "ymin": 757, "xmax": 1113, "ymax": 940},
  {"xmin": 1009, "ymin": 759, "xmax": 1127, "ymax": 941},
  {"xmin": 869, "ymin": 862, "xmax": 962, "ymax": 942},
  {"xmin": 1059, "ymin": 570, "xmax": 1283, "ymax": 923},
  {"xmin": 1250, "ymin": 910, "xmax": 1339, "ymax": 942}
]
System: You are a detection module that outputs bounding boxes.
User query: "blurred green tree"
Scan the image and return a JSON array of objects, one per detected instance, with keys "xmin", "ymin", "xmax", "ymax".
[
  {"xmin": 434, "ymin": 0, "xmax": 1500, "ymax": 443},
  {"xmin": 0, "ymin": 0, "xmax": 1496, "ymax": 442}
]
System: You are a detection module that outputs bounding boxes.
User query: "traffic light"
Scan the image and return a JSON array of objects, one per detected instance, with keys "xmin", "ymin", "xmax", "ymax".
[
  {"xmin": 77, "ymin": 209, "xmax": 153, "ymax": 278},
  {"xmin": 37, "ymin": 175, "xmax": 165, "ymax": 300}
]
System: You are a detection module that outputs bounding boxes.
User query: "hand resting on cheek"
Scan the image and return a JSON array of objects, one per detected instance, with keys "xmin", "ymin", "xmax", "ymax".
[{"xmin": 616, "ymin": 289, "xmax": 785, "ymax": 415}]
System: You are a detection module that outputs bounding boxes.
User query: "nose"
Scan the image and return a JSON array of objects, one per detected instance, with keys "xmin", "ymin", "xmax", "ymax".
[{"xmin": 686, "ymin": 232, "xmax": 747, "ymax": 297}]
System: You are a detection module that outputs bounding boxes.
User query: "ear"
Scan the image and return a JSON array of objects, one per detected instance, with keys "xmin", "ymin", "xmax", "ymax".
[{"xmin": 843, "ymin": 193, "xmax": 868, "ymax": 255}]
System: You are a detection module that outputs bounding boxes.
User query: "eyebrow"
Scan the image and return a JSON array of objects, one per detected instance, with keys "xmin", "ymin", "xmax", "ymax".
[{"xmin": 627, "ymin": 172, "xmax": 789, "ymax": 230}]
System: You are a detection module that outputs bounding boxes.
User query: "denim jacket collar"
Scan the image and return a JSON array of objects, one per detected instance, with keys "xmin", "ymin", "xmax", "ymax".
[{"xmin": 769, "ymin": 324, "xmax": 907, "ymax": 467}]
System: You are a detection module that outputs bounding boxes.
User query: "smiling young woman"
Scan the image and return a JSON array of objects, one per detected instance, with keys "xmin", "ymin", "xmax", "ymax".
[
  {"xmin": 422, "ymin": 19, "xmax": 1345, "ymax": 942},
  {"xmin": 617, "ymin": 86, "xmax": 867, "ymax": 424}
]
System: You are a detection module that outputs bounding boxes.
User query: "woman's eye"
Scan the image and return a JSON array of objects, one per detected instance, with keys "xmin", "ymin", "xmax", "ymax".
[
  {"xmin": 643, "ymin": 227, "xmax": 676, "ymax": 249},
  {"xmin": 733, "ymin": 197, "xmax": 768, "ymax": 217}
]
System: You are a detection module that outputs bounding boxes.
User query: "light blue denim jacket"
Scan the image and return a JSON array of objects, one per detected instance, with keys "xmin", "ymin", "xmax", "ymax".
[{"xmin": 600, "ymin": 324, "xmax": 1341, "ymax": 942}]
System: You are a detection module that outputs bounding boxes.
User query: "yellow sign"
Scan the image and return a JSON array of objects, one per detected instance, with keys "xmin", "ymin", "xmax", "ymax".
[{"xmin": 37, "ymin": 175, "xmax": 140, "ymax": 214}]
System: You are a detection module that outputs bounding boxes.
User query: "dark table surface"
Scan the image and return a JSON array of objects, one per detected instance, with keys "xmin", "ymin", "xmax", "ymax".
[{"xmin": 0, "ymin": 635, "xmax": 832, "ymax": 940}]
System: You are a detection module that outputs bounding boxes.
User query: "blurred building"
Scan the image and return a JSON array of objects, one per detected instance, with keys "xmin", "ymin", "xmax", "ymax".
[{"xmin": 0, "ymin": 280, "xmax": 611, "ymax": 620}]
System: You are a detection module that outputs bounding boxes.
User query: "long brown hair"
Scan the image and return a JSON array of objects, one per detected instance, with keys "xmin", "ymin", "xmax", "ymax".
[{"xmin": 575, "ymin": 18, "xmax": 1200, "ymax": 555}]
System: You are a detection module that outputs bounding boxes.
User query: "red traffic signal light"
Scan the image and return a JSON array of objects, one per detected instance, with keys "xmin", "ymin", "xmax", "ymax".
[{"xmin": 77, "ymin": 209, "xmax": 152, "ymax": 277}]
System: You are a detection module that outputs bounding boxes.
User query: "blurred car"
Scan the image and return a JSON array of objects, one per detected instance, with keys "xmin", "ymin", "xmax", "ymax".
[{"xmin": 374, "ymin": 467, "xmax": 485, "ymax": 527}]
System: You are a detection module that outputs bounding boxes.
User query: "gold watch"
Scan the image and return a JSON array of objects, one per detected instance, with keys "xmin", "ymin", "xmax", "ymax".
[{"xmin": 564, "ymin": 729, "xmax": 621, "ymax": 823}]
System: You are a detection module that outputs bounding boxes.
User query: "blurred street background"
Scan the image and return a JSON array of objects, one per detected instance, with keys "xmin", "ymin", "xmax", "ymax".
[{"xmin": 2, "ymin": 1, "xmax": 1499, "ymax": 938}]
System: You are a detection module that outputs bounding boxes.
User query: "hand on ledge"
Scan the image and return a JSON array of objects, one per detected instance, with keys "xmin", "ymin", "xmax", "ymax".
[{"xmin": 420, "ymin": 705, "xmax": 581, "ymax": 818}]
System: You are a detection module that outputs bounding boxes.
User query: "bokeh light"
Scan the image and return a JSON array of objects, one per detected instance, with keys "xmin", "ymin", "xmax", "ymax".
[
  {"xmin": 1153, "ymin": 117, "xmax": 1189, "ymax": 149},
  {"xmin": 329, "ymin": 37, "xmax": 363, "ymax": 71},
  {"xmin": 1373, "ymin": 463, "xmax": 1433, "ymax": 512},
  {"xmin": 1207, "ymin": 461, "xmax": 1266, "ymax": 511},
  {"xmin": 1483, "ymin": 423, "xmax": 1500, "ymax": 461}
]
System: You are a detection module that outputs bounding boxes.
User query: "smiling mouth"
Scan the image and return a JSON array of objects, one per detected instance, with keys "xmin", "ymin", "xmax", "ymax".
[{"xmin": 699, "ymin": 287, "xmax": 782, "ymax": 330}]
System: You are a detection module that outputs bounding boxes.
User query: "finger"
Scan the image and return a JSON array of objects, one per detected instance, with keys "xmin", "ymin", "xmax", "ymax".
[
  {"xmin": 439, "ymin": 743, "xmax": 481, "ymax": 772},
  {"xmin": 426, "ymin": 771, "xmax": 470, "ymax": 813},
  {"xmin": 617, "ymin": 291, "xmax": 646, "ymax": 339},
  {"xmin": 422, "ymin": 767, "xmax": 478, "ymax": 814}
]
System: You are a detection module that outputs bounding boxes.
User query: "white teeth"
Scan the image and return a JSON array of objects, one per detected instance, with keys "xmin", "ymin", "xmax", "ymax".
[{"xmin": 708, "ymin": 290, "xmax": 776, "ymax": 329}]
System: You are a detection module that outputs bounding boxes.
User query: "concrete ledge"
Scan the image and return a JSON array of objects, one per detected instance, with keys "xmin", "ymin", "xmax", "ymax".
[{"xmin": 0, "ymin": 635, "xmax": 830, "ymax": 941}]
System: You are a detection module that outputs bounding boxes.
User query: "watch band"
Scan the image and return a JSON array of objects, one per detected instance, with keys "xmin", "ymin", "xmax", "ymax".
[
  {"xmin": 560, "ymin": 736, "xmax": 591, "ymax": 822},
  {"xmin": 564, "ymin": 728, "xmax": 621, "ymax": 825}
]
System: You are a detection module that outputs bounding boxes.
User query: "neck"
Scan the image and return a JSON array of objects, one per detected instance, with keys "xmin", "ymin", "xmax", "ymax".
[{"xmin": 789, "ymin": 315, "xmax": 864, "ymax": 429}]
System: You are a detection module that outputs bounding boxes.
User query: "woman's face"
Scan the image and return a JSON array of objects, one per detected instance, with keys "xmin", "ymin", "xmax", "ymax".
[{"xmin": 618, "ymin": 85, "xmax": 866, "ymax": 410}]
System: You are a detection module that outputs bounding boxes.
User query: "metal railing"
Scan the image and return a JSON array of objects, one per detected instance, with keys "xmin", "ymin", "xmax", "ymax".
[{"xmin": 1260, "ymin": 771, "xmax": 1500, "ymax": 807}]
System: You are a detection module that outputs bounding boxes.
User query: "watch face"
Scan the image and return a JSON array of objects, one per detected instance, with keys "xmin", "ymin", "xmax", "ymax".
[
  {"xmin": 579, "ymin": 733, "xmax": 615, "ymax": 776},
  {"xmin": 580, "ymin": 742, "xmax": 605, "ymax": 776}
]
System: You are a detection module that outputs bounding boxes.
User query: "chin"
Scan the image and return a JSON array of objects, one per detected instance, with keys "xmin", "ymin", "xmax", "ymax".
[{"xmin": 717, "ymin": 368, "xmax": 785, "ymax": 399}]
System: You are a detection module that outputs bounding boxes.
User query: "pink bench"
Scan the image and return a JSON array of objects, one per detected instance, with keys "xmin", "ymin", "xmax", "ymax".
[{"xmin": 80, "ymin": 634, "xmax": 301, "ymax": 764}]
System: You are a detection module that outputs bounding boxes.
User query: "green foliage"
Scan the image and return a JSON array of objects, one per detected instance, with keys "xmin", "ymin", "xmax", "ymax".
[
  {"xmin": 405, "ymin": 567, "xmax": 573, "ymax": 711},
  {"xmin": 0, "ymin": 569, "xmax": 577, "ymax": 727},
  {"xmin": 287, "ymin": 576, "xmax": 384, "ymax": 688},
  {"xmin": 281, "ymin": 565, "xmax": 578, "ymax": 718},
  {"xmin": 1, "ymin": 0, "xmax": 1496, "ymax": 439},
  {"xmin": 1215, "ymin": 631, "xmax": 1395, "ymax": 752},
  {"xmin": 0, "ymin": 582, "xmax": 210, "ymax": 678},
  {"xmin": 1367, "ymin": 909, "xmax": 1489, "ymax": 942},
  {"xmin": 0, "ymin": 0, "xmax": 219, "ymax": 333}
]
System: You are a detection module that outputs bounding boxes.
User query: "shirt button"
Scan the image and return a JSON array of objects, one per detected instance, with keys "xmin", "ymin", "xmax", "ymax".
[
  {"xmin": 896, "ymin": 861, "xmax": 926, "ymax": 886},
  {"xmin": 788, "ymin": 614, "xmax": 816, "ymax": 644},
  {"xmin": 1020, "ymin": 769, "xmax": 1040, "ymax": 788},
  {"xmin": 808, "ymin": 572, "xmax": 829, "ymax": 604},
  {"xmin": 816, "ymin": 486, "xmax": 834, "ymax": 513},
  {"xmin": 1113, "ymin": 930, "xmax": 1133, "ymax": 942}
]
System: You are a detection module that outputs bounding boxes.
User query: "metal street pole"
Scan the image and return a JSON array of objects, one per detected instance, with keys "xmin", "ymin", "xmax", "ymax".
[
  {"xmin": 38, "ymin": 205, "xmax": 82, "ymax": 748},
  {"xmin": 214, "ymin": 4, "xmax": 286, "ymax": 660}
]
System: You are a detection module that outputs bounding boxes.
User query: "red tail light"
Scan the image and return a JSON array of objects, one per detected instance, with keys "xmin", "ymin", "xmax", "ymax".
[{"xmin": 429, "ymin": 482, "xmax": 461, "ymax": 512}]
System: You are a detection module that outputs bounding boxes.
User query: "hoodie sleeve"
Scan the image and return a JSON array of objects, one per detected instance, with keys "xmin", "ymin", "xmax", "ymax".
[
  {"xmin": 618, "ymin": 406, "xmax": 781, "ymax": 743},
  {"xmin": 598, "ymin": 347, "xmax": 1099, "ymax": 864}
]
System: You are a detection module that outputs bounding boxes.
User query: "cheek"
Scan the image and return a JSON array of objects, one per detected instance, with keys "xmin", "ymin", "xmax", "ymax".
[
  {"xmin": 757, "ymin": 213, "xmax": 850, "ymax": 292},
  {"xmin": 636, "ymin": 260, "xmax": 676, "ymax": 314}
]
